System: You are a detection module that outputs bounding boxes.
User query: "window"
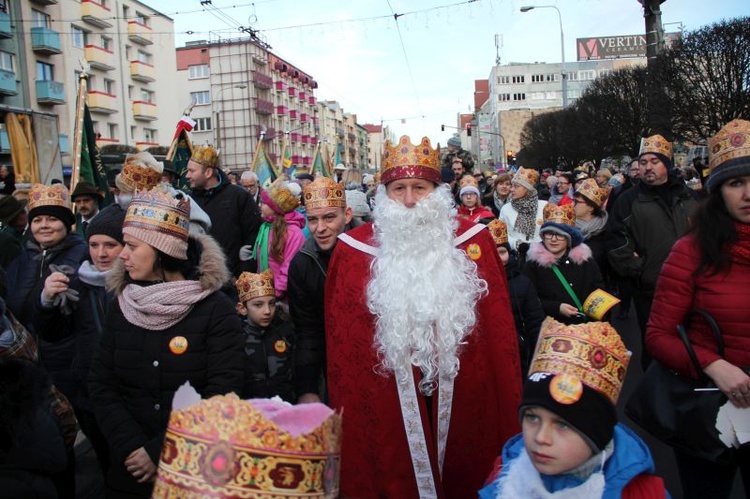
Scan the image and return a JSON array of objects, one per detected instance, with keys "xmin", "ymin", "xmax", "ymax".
[
  {"xmin": 530, "ymin": 92, "xmax": 545, "ymax": 100},
  {"xmin": 36, "ymin": 61, "xmax": 54, "ymax": 81},
  {"xmin": 134, "ymin": 13, "xmax": 149, "ymax": 26},
  {"xmin": 568, "ymin": 89, "xmax": 581, "ymax": 100},
  {"xmin": 0, "ymin": 51, "xmax": 14, "ymax": 72},
  {"xmin": 190, "ymin": 90, "xmax": 210, "ymax": 105},
  {"xmin": 546, "ymin": 73, "xmax": 559, "ymax": 82},
  {"xmin": 497, "ymin": 75, "xmax": 510, "ymax": 85},
  {"xmin": 130, "ymin": 126, "xmax": 137, "ymax": 140},
  {"xmin": 546, "ymin": 91, "xmax": 557, "ymax": 99},
  {"xmin": 579, "ymin": 70, "xmax": 596, "ymax": 81},
  {"xmin": 122, "ymin": 5, "xmax": 129, "ymax": 19},
  {"xmin": 531, "ymin": 74, "xmax": 544, "ymax": 83},
  {"xmin": 144, "ymin": 128, "xmax": 156, "ymax": 142},
  {"xmin": 31, "ymin": 9, "xmax": 50, "ymax": 28},
  {"xmin": 598, "ymin": 69, "xmax": 610, "ymax": 78},
  {"xmin": 512, "ymin": 93, "xmax": 526, "ymax": 101},
  {"xmin": 512, "ymin": 75, "xmax": 525, "ymax": 84},
  {"xmin": 103, "ymin": 78, "xmax": 115, "ymax": 95},
  {"xmin": 137, "ymin": 51, "xmax": 151, "ymax": 64},
  {"xmin": 127, "ymin": 85, "xmax": 134, "ymax": 99},
  {"xmin": 140, "ymin": 89, "xmax": 154, "ymax": 103},
  {"xmin": 568, "ymin": 71, "xmax": 579, "ymax": 81},
  {"xmin": 194, "ymin": 117, "xmax": 212, "ymax": 131},
  {"xmin": 125, "ymin": 45, "xmax": 132, "ymax": 60},
  {"xmin": 101, "ymin": 36, "xmax": 112, "ymax": 51},
  {"xmin": 108, "ymin": 123, "xmax": 118, "ymax": 139},
  {"xmin": 71, "ymin": 26, "xmax": 87, "ymax": 48},
  {"xmin": 188, "ymin": 64, "xmax": 210, "ymax": 79},
  {"xmin": 498, "ymin": 93, "xmax": 511, "ymax": 102}
]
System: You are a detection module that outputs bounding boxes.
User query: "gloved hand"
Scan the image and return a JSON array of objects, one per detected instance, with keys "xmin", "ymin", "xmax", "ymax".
[
  {"xmin": 47, "ymin": 264, "xmax": 79, "ymax": 315},
  {"xmin": 517, "ymin": 242, "xmax": 530, "ymax": 256},
  {"xmin": 239, "ymin": 245, "xmax": 254, "ymax": 262}
]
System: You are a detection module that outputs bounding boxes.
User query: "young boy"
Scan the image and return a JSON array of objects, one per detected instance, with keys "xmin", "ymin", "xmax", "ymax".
[
  {"xmin": 236, "ymin": 269, "xmax": 295, "ymax": 402},
  {"xmin": 479, "ymin": 318, "xmax": 668, "ymax": 498}
]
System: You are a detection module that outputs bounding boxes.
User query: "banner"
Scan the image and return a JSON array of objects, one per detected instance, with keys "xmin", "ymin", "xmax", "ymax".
[
  {"xmin": 79, "ymin": 105, "xmax": 112, "ymax": 205},
  {"xmin": 166, "ymin": 116, "xmax": 195, "ymax": 192},
  {"xmin": 311, "ymin": 142, "xmax": 329, "ymax": 178},
  {"xmin": 252, "ymin": 139, "xmax": 277, "ymax": 188}
]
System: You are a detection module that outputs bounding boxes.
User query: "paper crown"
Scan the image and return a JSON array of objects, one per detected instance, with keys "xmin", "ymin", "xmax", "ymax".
[
  {"xmin": 575, "ymin": 178, "xmax": 608, "ymax": 208},
  {"xmin": 708, "ymin": 119, "xmax": 750, "ymax": 174},
  {"xmin": 543, "ymin": 203, "xmax": 575, "ymax": 226},
  {"xmin": 459, "ymin": 175, "xmax": 479, "ymax": 189},
  {"xmin": 116, "ymin": 152, "xmax": 163, "ymax": 193},
  {"xmin": 513, "ymin": 167, "xmax": 539, "ymax": 188},
  {"xmin": 582, "ymin": 289, "xmax": 621, "ymax": 321},
  {"xmin": 487, "ymin": 219, "xmax": 508, "ymax": 246},
  {"xmin": 236, "ymin": 269, "xmax": 275, "ymax": 303},
  {"xmin": 381, "ymin": 136, "xmax": 441, "ymax": 185},
  {"xmin": 639, "ymin": 134, "xmax": 672, "ymax": 158},
  {"xmin": 153, "ymin": 393, "xmax": 342, "ymax": 498},
  {"xmin": 302, "ymin": 177, "xmax": 346, "ymax": 210},
  {"xmin": 529, "ymin": 318, "xmax": 631, "ymax": 405},
  {"xmin": 191, "ymin": 145, "xmax": 220, "ymax": 169},
  {"xmin": 28, "ymin": 183, "xmax": 71, "ymax": 212},
  {"xmin": 263, "ymin": 180, "xmax": 300, "ymax": 214},
  {"xmin": 123, "ymin": 185, "xmax": 191, "ymax": 259}
]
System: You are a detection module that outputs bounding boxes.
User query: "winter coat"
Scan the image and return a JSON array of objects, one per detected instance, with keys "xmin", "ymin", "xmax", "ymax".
[
  {"xmin": 88, "ymin": 234, "xmax": 245, "ymax": 497},
  {"xmin": 0, "ymin": 228, "xmax": 23, "ymax": 268},
  {"xmin": 646, "ymin": 235, "xmax": 750, "ymax": 377},
  {"xmin": 266, "ymin": 211, "xmax": 307, "ymax": 297},
  {"xmin": 499, "ymin": 200, "xmax": 548, "ymax": 251},
  {"xmin": 242, "ymin": 315, "xmax": 295, "ymax": 402},
  {"xmin": 457, "ymin": 204, "xmax": 495, "ymax": 224},
  {"xmin": 505, "ymin": 254, "xmax": 545, "ymax": 374},
  {"xmin": 525, "ymin": 241, "xmax": 604, "ymax": 324}
]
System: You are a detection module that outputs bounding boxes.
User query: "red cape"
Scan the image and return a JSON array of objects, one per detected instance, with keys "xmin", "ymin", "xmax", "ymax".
[{"xmin": 325, "ymin": 218, "xmax": 522, "ymax": 498}]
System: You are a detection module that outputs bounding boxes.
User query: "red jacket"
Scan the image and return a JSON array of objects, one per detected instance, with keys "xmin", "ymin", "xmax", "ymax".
[{"xmin": 457, "ymin": 204, "xmax": 495, "ymax": 223}]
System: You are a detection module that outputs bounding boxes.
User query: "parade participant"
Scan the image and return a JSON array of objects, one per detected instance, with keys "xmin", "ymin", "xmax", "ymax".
[
  {"xmin": 71, "ymin": 181, "xmax": 103, "ymax": 238},
  {"xmin": 486, "ymin": 172, "xmax": 512, "ymax": 217},
  {"xmin": 596, "ymin": 168, "xmax": 613, "ymax": 188},
  {"xmin": 646, "ymin": 120, "xmax": 750, "ymax": 499},
  {"xmin": 240, "ymin": 170, "xmax": 261, "ymax": 206},
  {"xmin": 88, "ymin": 185, "xmax": 244, "ymax": 497},
  {"xmin": 458, "ymin": 175, "xmax": 495, "ymax": 223},
  {"xmin": 0, "ymin": 194, "xmax": 27, "ymax": 267},
  {"xmin": 574, "ymin": 178, "xmax": 610, "ymax": 276},
  {"xmin": 480, "ymin": 318, "xmax": 667, "ymax": 498},
  {"xmin": 499, "ymin": 167, "xmax": 548, "ymax": 252},
  {"xmin": 236, "ymin": 269, "xmax": 294, "ymax": 402},
  {"xmin": 442, "ymin": 134, "xmax": 474, "ymax": 174},
  {"xmin": 288, "ymin": 177, "xmax": 353, "ymax": 404},
  {"xmin": 549, "ymin": 173, "xmax": 573, "ymax": 206},
  {"xmin": 325, "ymin": 135, "xmax": 522, "ymax": 497}
]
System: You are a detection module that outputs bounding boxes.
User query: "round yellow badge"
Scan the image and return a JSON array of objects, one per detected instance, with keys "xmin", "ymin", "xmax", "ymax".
[
  {"xmin": 549, "ymin": 373, "xmax": 583, "ymax": 405},
  {"xmin": 466, "ymin": 243, "xmax": 482, "ymax": 260},
  {"xmin": 274, "ymin": 340, "xmax": 288, "ymax": 354},
  {"xmin": 169, "ymin": 336, "xmax": 188, "ymax": 355}
]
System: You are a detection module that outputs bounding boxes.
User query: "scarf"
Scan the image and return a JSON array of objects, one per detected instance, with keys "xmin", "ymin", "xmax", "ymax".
[
  {"xmin": 494, "ymin": 191, "xmax": 509, "ymax": 213},
  {"xmin": 251, "ymin": 221, "xmax": 273, "ymax": 272},
  {"xmin": 118, "ymin": 280, "xmax": 213, "ymax": 330},
  {"xmin": 729, "ymin": 222, "xmax": 750, "ymax": 266},
  {"xmin": 511, "ymin": 193, "xmax": 539, "ymax": 241},
  {"xmin": 575, "ymin": 213, "xmax": 608, "ymax": 240},
  {"xmin": 77, "ymin": 260, "xmax": 111, "ymax": 288}
]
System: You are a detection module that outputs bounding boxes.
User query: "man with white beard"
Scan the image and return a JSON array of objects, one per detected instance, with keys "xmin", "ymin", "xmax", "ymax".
[{"xmin": 325, "ymin": 136, "xmax": 522, "ymax": 498}]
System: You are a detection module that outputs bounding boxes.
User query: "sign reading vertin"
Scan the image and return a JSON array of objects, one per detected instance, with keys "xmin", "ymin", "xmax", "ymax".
[{"xmin": 576, "ymin": 35, "xmax": 648, "ymax": 60}]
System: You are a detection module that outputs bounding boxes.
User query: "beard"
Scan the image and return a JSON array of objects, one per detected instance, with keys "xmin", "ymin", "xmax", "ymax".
[{"xmin": 366, "ymin": 184, "xmax": 487, "ymax": 396}]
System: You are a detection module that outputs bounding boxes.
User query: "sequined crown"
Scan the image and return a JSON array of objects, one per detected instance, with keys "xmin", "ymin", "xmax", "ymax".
[
  {"xmin": 543, "ymin": 203, "xmax": 575, "ymax": 227},
  {"xmin": 123, "ymin": 185, "xmax": 191, "ymax": 259},
  {"xmin": 190, "ymin": 145, "xmax": 220, "ymax": 169},
  {"xmin": 459, "ymin": 175, "xmax": 479, "ymax": 189},
  {"xmin": 381, "ymin": 136, "xmax": 441, "ymax": 184},
  {"xmin": 487, "ymin": 219, "xmax": 508, "ymax": 246},
  {"xmin": 264, "ymin": 179, "xmax": 300, "ymax": 214},
  {"xmin": 639, "ymin": 134, "xmax": 672, "ymax": 158},
  {"xmin": 575, "ymin": 178, "xmax": 608, "ymax": 208},
  {"xmin": 236, "ymin": 269, "xmax": 275, "ymax": 303},
  {"xmin": 513, "ymin": 167, "xmax": 540, "ymax": 187},
  {"xmin": 28, "ymin": 183, "xmax": 70, "ymax": 211},
  {"xmin": 303, "ymin": 176, "xmax": 346, "ymax": 210},
  {"xmin": 708, "ymin": 119, "xmax": 750, "ymax": 172},
  {"xmin": 117, "ymin": 152, "xmax": 163, "ymax": 193},
  {"xmin": 529, "ymin": 318, "xmax": 631, "ymax": 405}
]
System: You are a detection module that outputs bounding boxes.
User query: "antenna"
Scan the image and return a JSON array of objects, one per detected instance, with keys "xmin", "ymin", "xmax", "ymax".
[{"xmin": 494, "ymin": 34, "xmax": 503, "ymax": 65}]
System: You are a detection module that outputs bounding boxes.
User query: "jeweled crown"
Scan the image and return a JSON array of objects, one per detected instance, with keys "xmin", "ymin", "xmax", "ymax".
[
  {"xmin": 190, "ymin": 145, "xmax": 220, "ymax": 169},
  {"xmin": 302, "ymin": 176, "xmax": 346, "ymax": 210},
  {"xmin": 236, "ymin": 269, "xmax": 275, "ymax": 303},
  {"xmin": 487, "ymin": 219, "xmax": 508, "ymax": 246},
  {"xmin": 543, "ymin": 203, "xmax": 576, "ymax": 227},
  {"xmin": 124, "ymin": 185, "xmax": 190, "ymax": 243},
  {"xmin": 459, "ymin": 175, "xmax": 479, "ymax": 189},
  {"xmin": 708, "ymin": 119, "xmax": 750, "ymax": 172},
  {"xmin": 575, "ymin": 178, "xmax": 608, "ymax": 208},
  {"xmin": 639, "ymin": 134, "xmax": 672, "ymax": 158},
  {"xmin": 264, "ymin": 179, "xmax": 300, "ymax": 214},
  {"xmin": 513, "ymin": 167, "xmax": 540, "ymax": 187},
  {"xmin": 117, "ymin": 152, "xmax": 163, "ymax": 193},
  {"xmin": 28, "ymin": 183, "xmax": 70, "ymax": 211},
  {"xmin": 381, "ymin": 136, "xmax": 441, "ymax": 184}
]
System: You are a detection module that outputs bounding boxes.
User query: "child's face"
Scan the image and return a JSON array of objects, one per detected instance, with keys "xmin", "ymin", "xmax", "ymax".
[
  {"xmin": 497, "ymin": 246, "xmax": 509, "ymax": 265},
  {"xmin": 521, "ymin": 406, "xmax": 593, "ymax": 475},
  {"xmin": 461, "ymin": 193, "xmax": 478, "ymax": 208},
  {"xmin": 240, "ymin": 296, "xmax": 276, "ymax": 328}
]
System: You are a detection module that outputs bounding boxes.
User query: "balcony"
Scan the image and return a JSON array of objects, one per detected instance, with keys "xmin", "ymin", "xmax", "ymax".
[
  {"xmin": 275, "ymin": 80, "xmax": 287, "ymax": 92},
  {"xmin": 276, "ymin": 105, "xmax": 288, "ymax": 116},
  {"xmin": 254, "ymin": 98, "xmax": 274, "ymax": 115},
  {"xmin": 290, "ymin": 132, "xmax": 300, "ymax": 143},
  {"xmin": 0, "ymin": 11, "xmax": 12, "ymax": 38},
  {"xmin": 127, "ymin": 21, "xmax": 153, "ymax": 45},
  {"xmin": 87, "ymin": 91, "xmax": 118, "ymax": 114},
  {"xmin": 95, "ymin": 137, "xmax": 119, "ymax": 148},
  {"xmin": 335, "ymin": 126, "xmax": 345, "ymax": 138},
  {"xmin": 81, "ymin": 0, "xmax": 113, "ymax": 29},
  {"xmin": 36, "ymin": 80, "xmax": 65, "ymax": 105},
  {"xmin": 133, "ymin": 101, "xmax": 157, "ymax": 121},
  {"xmin": 309, "ymin": 95, "xmax": 316, "ymax": 106},
  {"xmin": 301, "ymin": 135, "xmax": 309, "ymax": 144},
  {"xmin": 0, "ymin": 69, "xmax": 17, "ymax": 95},
  {"xmin": 135, "ymin": 141, "xmax": 159, "ymax": 150},
  {"xmin": 30, "ymin": 0, "xmax": 58, "ymax": 5},
  {"xmin": 252, "ymin": 70, "xmax": 272, "ymax": 90},
  {"xmin": 289, "ymin": 109, "xmax": 298, "ymax": 120},
  {"xmin": 288, "ymin": 86, "xmax": 297, "ymax": 98},
  {"xmin": 300, "ymin": 113, "xmax": 309, "ymax": 123},
  {"xmin": 299, "ymin": 91, "xmax": 306, "ymax": 102},
  {"xmin": 85, "ymin": 45, "xmax": 115, "ymax": 71},
  {"xmin": 31, "ymin": 27, "xmax": 61, "ymax": 54},
  {"xmin": 130, "ymin": 60, "xmax": 155, "ymax": 82},
  {"xmin": 252, "ymin": 54, "xmax": 267, "ymax": 65},
  {"xmin": 348, "ymin": 132, "xmax": 356, "ymax": 142}
]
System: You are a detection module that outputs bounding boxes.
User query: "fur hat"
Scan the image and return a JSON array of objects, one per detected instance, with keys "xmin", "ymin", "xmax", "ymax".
[
  {"xmin": 27, "ymin": 183, "xmax": 75, "ymax": 229},
  {"xmin": 86, "ymin": 205, "xmax": 126, "ymax": 244},
  {"xmin": 123, "ymin": 185, "xmax": 191, "ymax": 259},
  {"xmin": 706, "ymin": 119, "xmax": 750, "ymax": 193}
]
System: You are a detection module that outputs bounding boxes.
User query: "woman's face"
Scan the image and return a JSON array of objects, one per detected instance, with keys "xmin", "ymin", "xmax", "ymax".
[
  {"xmin": 721, "ymin": 175, "xmax": 750, "ymax": 224},
  {"xmin": 573, "ymin": 196, "xmax": 594, "ymax": 219},
  {"xmin": 510, "ymin": 183, "xmax": 528, "ymax": 200},
  {"xmin": 89, "ymin": 235, "xmax": 123, "ymax": 271},
  {"xmin": 119, "ymin": 234, "xmax": 160, "ymax": 281},
  {"xmin": 496, "ymin": 181, "xmax": 511, "ymax": 197},
  {"xmin": 260, "ymin": 203, "xmax": 275, "ymax": 219},
  {"xmin": 30, "ymin": 215, "xmax": 67, "ymax": 248},
  {"xmin": 542, "ymin": 231, "xmax": 569, "ymax": 257}
]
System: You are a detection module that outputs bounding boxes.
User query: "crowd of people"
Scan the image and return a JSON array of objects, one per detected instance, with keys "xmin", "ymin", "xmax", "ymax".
[{"xmin": 0, "ymin": 120, "xmax": 748, "ymax": 498}]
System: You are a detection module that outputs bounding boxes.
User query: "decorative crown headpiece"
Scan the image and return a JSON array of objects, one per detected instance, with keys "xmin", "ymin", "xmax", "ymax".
[
  {"xmin": 639, "ymin": 134, "xmax": 672, "ymax": 158},
  {"xmin": 116, "ymin": 152, "xmax": 163, "ymax": 193},
  {"xmin": 708, "ymin": 119, "xmax": 750, "ymax": 173},
  {"xmin": 512, "ymin": 167, "xmax": 540, "ymax": 188},
  {"xmin": 302, "ymin": 176, "xmax": 346, "ymax": 210},
  {"xmin": 487, "ymin": 219, "xmax": 508, "ymax": 246},
  {"xmin": 529, "ymin": 318, "xmax": 631, "ymax": 405},
  {"xmin": 190, "ymin": 145, "xmax": 220, "ymax": 169},
  {"xmin": 262, "ymin": 179, "xmax": 300, "ymax": 215},
  {"xmin": 575, "ymin": 178, "xmax": 608, "ymax": 208},
  {"xmin": 459, "ymin": 175, "xmax": 479, "ymax": 189},
  {"xmin": 543, "ymin": 203, "xmax": 576, "ymax": 227},
  {"xmin": 28, "ymin": 183, "xmax": 71, "ymax": 211},
  {"xmin": 381, "ymin": 136, "xmax": 441, "ymax": 185},
  {"xmin": 123, "ymin": 185, "xmax": 191, "ymax": 259},
  {"xmin": 236, "ymin": 270, "xmax": 275, "ymax": 303}
]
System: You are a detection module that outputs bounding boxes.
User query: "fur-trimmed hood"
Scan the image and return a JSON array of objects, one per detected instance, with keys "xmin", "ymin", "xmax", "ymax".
[
  {"xmin": 527, "ymin": 240, "xmax": 593, "ymax": 268},
  {"xmin": 107, "ymin": 232, "xmax": 230, "ymax": 294}
]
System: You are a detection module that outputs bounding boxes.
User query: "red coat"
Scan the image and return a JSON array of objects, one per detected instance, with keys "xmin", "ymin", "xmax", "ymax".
[
  {"xmin": 646, "ymin": 235, "xmax": 750, "ymax": 377},
  {"xmin": 325, "ymin": 218, "xmax": 522, "ymax": 498},
  {"xmin": 457, "ymin": 204, "xmax": 495, "ymax": 223}
]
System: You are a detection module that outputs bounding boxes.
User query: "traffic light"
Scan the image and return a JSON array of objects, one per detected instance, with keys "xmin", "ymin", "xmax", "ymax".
[
  {"xmin": 507, "ymin": 150, "xmax": 516, "ymax": 166},
  {"xmin": 467, "ymin": 124, "xmax": 472, "ymax": 136},
  {"xmin": 441, "ymin": 124, "xmax": 445, "ymax": 131}
]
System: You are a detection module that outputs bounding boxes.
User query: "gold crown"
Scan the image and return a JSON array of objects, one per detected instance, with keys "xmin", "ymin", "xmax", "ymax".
[
  {"xmin": 123, "ymin": 185, "xmax": 191, "ymax": 258},
  {"xmin": 153, "ymin": 393, "xmax": 342, "ymax": 498},
  {"xmin": 708, "ymin": 119, "xmax": 750, "ymax": 172},
  {"xmin": 639, "ymin": 134, "xmax": 672, "ymax": 158},
  {"xmin": 529, "ymin": 318, "xmax": 631, "ymax": 405},
  {"xmin": 190, "ymin": 145, "xmax": 220, "ymax": 169},
  {"xmin": 575, "ymin": 178, "xmax": 608, "ymax": 208},
  {"xmin": 263, "ymin": 179, "xmax": 300, "ymax": 214},
  {"xmin": 236, "ymin": 269, "xmax": 275, "ymax": 303},
  {"xmin": 117, "ymin": 152, "xmax": 163, "ymax": 193},
  {"xmin": 459, "ymin": 175, "xmax": 479, "ymax": 189},
  {"xmin": 513, "ymin": 167, "xmax": 539, "ymax": 188},
  {"xmin": 543, "ymin": 203, "xmax": 576, "ymax": 226},
  {"xmin": 487, "ymin": 219, "xmax": 508, "ymax": 246},
  {"xmin": 302, "ymin": 176, "xmax": 346, "ymax": 210},
  {"xmin": 28, "ymin": 183, "xmax": 71, "ymax": 211},
  {"xmin": 381, "ymin": 136, "xmax": 441, "ymax": 184}
]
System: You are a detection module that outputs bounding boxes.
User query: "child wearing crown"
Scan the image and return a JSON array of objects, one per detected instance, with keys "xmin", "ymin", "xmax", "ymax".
[
  {"xmin": 479, "ymin": 318, "xmax": 668, "ymax": 498},
  {"xmin": 236, "ymin": 270, "xmax": 295, "ymax": 402}
]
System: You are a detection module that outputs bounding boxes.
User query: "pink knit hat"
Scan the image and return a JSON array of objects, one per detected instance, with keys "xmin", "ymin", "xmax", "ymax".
[{"xmin": 123, "ymin": 185, "xmax": 191, "ymax": 259}]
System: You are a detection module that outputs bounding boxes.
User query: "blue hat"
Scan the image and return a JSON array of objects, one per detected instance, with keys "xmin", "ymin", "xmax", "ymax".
[{"xmin": 540, "ymin": 222, "xmax": 583, "ymax": 248}]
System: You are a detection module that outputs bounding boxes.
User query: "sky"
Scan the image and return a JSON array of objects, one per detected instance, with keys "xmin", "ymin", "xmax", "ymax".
[{"xmin": 144, "ymin": 0, "xmax": 747, "ymax": 145}]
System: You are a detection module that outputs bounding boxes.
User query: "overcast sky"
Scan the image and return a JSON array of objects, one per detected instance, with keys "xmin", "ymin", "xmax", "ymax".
[{"xmin": 146, "ymin": 0, "xmax": 747, "ymax": 145}]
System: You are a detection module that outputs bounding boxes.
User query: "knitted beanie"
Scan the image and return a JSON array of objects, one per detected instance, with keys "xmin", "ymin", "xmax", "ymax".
[
  {"xmin": 447, "ymin": 136, "xmax": 462, "ymax": 148},
  {"xmin": 540, "ymin": 222, "xmax": 584, "ymax": 248},
  {"xmin": 86, "ymin": 205, "xmax": 126, "ymax": 243}
]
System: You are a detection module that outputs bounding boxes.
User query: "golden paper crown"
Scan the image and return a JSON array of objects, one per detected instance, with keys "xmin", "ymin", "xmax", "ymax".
[
  {"xmin": 487, "ymin": 219, "xmax": 508, "ymax": 246},
  {"xmin": 639, "ymin": 134, "xmax": 672, "ymax": 158},
  {"xmin": 123, "ymin": 185, "xmax": 191, "ymax": 259},
  {"xmin": 513, "ymin": 167, "xmax": 539, "ymax": 188},
  {"xmin": 116, "ymin": 152, "xmax": 163, "ymax": 193},
  {"xmin": 303, "ymin": 176, "xmax": 346, "ymax": 210},
  {"xmin": 708, "ymin": 119, "xmax": 750, "ymax": 173},
  {"xmin": 529, "ymin": 318, "xmax": 631, "ymax": 405},
  {"xmin": 28, "ymin": 183, "xmax": 70, "ymax": 212},
  {"xmin": 236, "ymin": 269, "xmax": 275, "ymax": 303},
  {"xmin": 575, "ymin": 178, "xmax": 608, "ymax": 208},
  {"xmin": 153, "ymin": 393, "xmax": 342, "ymax": 498},
  {"xmin": 190, "ymin": 145, "xmax": 220, "ymax": 169},
  {"xmin": 263, "ymin": 179, "xmax": 300, "ymax": 214},
  {"xmin": 381, "ymin": 136, "xmax": 441, "ymax": 184},
  {"xmin": 459, "ymin": 175, "xmax": 479, "ymax": 189},
  {"xmin": 543, "ymin": 203, "xmax": 576, "ymax": 226}
]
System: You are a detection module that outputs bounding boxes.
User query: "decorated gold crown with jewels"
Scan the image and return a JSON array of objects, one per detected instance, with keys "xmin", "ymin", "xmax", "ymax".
[
  {"xmin": 152, "ymin": 393, "xmax": 342, "ymax": 498},
  {"xmin": 117, "ymin": 152, "xmax": 163, "ymax": 193},
  {"xmin": 124, "ymin": 185, "xmax": 190, "ymax": 243},
  {"xmin": 513, "ymin": 167, "xmax": 540, "ymax": 188},
  {"xmin": 487, "ymin": 219, "xmax": 508, "ymax": 246},
  {"xmin": 236, "ymin": 269, "xmax": 275, "ymax": 303},
  {"xmin": 302, "ymin": 177, "xmax": 346, "ymax": 210},
  {"xmin": 543, "ymin": 203, "xmax": 576, "ymax": 227},
  {"xmin": 708, "ymin": 119, "xmax": 750, "ymax": 172},
  {"xmin": 264, "ymin": 179, "xmax": 300, "ymax": 214},
  {"xmin": 380, "ymin": 136, "xmax": 441, "ymax": 184},
  {"xmin": 575, "ymin": 178, "xmax": 608, "ymax": 208},
  {"xmin": 639, "ymin": 134, "xmax": 672, "ymax": 158},
  {"xmin": 529, "ymin": 318, "xmax": 631, "ymax": 405},
  {"xmin": 459, "ymin": 175, "xmax": 479, "ymax": 188},
  {"xmin": 190, "ymin": 145, "xmax": 220, "ymax": 169},
  {"xmin": 28, "ymin": 183, "xmax": 71, "ymax": 211}
]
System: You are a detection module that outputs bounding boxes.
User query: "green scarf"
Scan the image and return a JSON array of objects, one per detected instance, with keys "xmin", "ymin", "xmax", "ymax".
[{"xmin": 252, "ymin": 221, "xmax": 272, "ymax": 271}]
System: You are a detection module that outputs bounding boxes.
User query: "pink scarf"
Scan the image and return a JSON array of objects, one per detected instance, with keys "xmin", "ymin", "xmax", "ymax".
[{"xmin": 118, "ymin": 281, "xmax": 213, "ymax": 331}]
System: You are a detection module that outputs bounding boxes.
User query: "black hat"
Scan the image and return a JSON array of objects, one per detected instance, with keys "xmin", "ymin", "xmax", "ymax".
[
  {"xmin": 86, "ymin": 205, "xmax": 126, "ymax": 244},
  {"xmin": 296, "ymin": 173, "xmax": 314, "ymax": 182},
  {"xmin": 0, "ymin": 195, "xmax": 26, "ymax": 225},
  {"xmin": 71, "ymin": 181, "xmax": 103, "ymax": 201}
]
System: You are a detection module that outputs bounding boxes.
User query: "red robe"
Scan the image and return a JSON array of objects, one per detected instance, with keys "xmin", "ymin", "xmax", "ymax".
[{"xmin": 325, "ymin": 218, "xmax": 522, "ymax": 498}]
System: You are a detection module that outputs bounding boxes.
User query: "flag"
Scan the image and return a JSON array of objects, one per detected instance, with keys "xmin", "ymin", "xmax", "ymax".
[
  {"xmin": 280, "ymin": 138, "xmax": 295, "ymax": 179},
  {"xmin": 311, "ymin": 143, "xmax": 329, "ymax": 178},
  {"xmin": 252, "ymin": 140, "xmax": 277, "ymax": 188},
  {"xmin": 166, "ymin": 116, "xmax": 195, "ymax": 192},
  {"xmin": 78, "ymin": 105, "xmax": 112, "ymax": 205}
]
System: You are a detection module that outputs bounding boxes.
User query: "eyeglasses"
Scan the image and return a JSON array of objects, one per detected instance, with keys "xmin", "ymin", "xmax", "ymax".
[{"xmin": 543, "ymin": 232, "xmax": 565, "ymax": 241}]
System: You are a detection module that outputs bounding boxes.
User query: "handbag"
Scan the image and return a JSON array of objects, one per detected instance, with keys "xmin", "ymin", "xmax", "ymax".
[{"xmin": 624, "ymin": 309, "xmax": 735, "ymax": 464}]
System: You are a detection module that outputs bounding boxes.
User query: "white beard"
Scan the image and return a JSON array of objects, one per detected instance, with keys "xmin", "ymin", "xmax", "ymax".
[{"xmin": 367, "ymin": 184, "xmax": 487, "ymax": 396}]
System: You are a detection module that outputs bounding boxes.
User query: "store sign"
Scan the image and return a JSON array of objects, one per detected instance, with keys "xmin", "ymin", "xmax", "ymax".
[{"xmin": 576, "ymin": 35, "xmax": 648, "ymax": 60}]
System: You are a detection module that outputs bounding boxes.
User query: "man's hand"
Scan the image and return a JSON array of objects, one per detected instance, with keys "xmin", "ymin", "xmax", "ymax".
[
  {"xmin": 42, "ymin": 272, "xmax": 69, "ymax": 302},
  {"xmin": 125, "ymin": 447, "xmax": 157, "ymax": 483},
  {"xmin": 298, "ymin": 393, "xmax": 321, "ymax": 404}
]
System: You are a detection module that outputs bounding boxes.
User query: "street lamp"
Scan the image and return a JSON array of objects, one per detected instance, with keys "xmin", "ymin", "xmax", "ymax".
[
  {"xmin": 212, "ymin": 83, "xmax": 247, "ymax": 152},
  {"xmin": 520, "ymin": 5, "xmax": 567, "ymax": 108}
]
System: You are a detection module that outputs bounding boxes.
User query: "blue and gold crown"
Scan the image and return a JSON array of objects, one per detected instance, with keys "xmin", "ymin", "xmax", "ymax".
[{"xmin": 381, "ymin": 136, "xmax": 441, "ymax": 184}]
